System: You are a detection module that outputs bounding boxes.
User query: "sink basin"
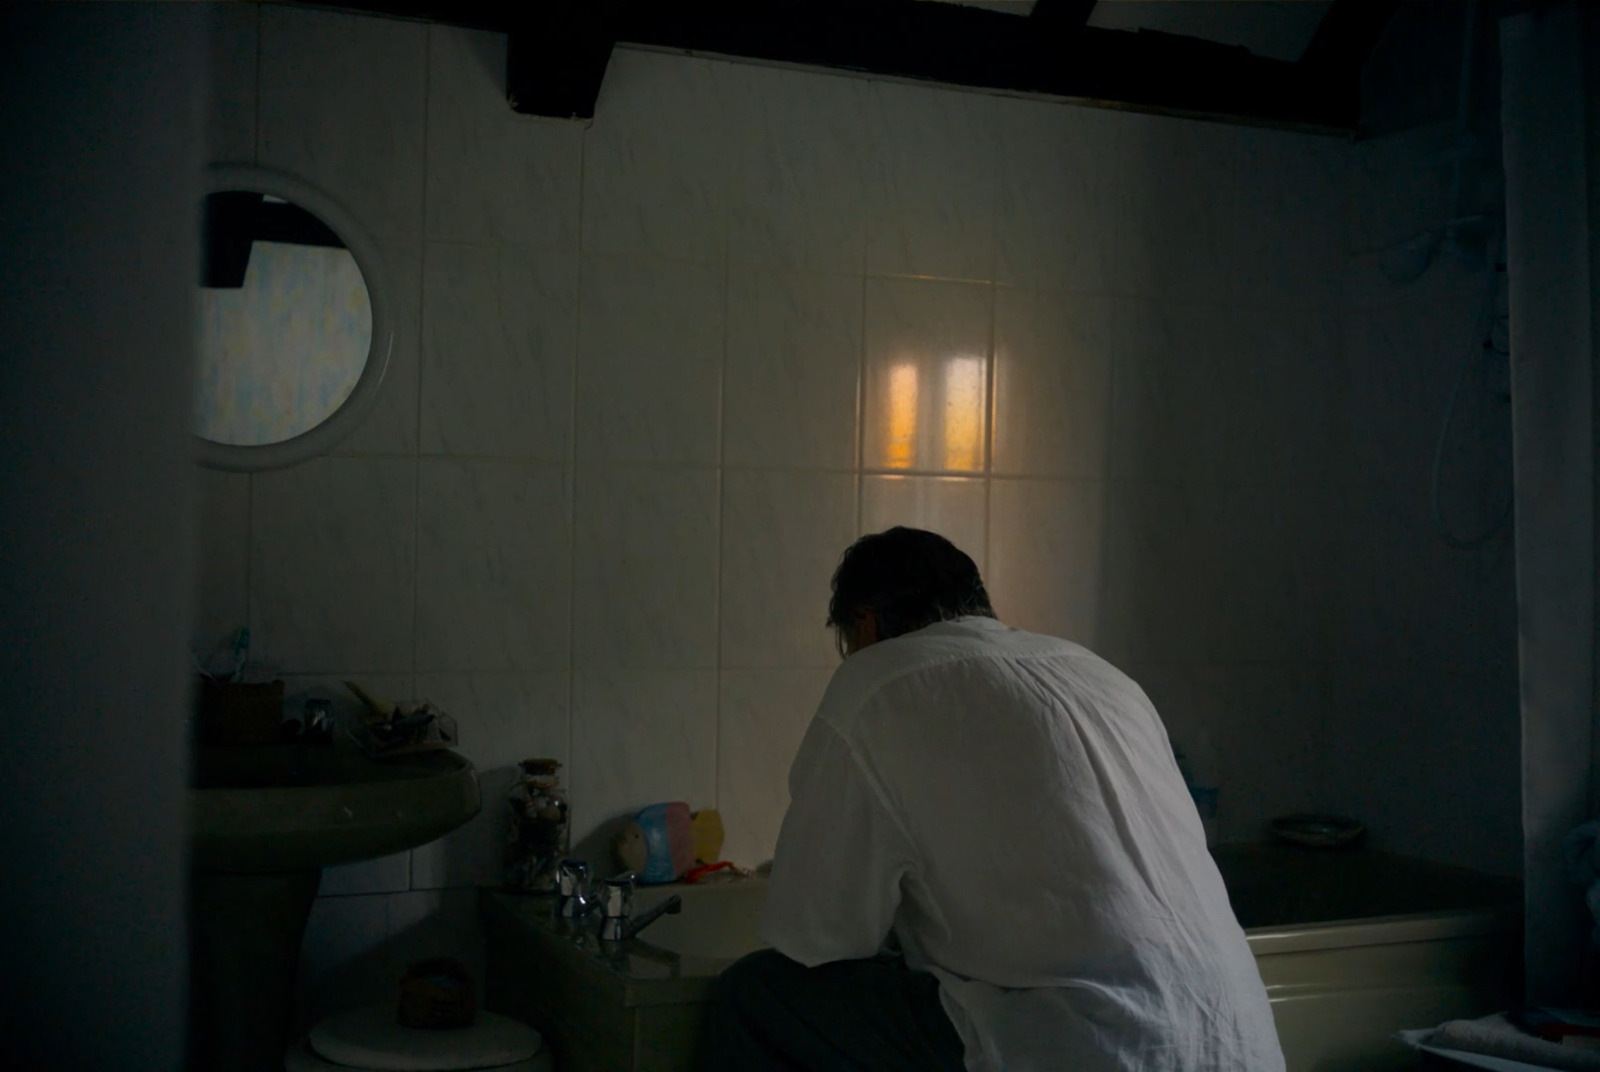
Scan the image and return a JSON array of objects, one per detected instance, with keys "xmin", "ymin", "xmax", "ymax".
[{"xmin": 189, "ymin": 743, "xmax": 480, "ymax": 873}]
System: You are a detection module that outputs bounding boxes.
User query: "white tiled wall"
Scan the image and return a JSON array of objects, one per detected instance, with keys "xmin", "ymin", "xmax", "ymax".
[
  {"xmin": 419, "ymin": 242, "xmax": 577, "ymax": 459},
  {"xmin": 197, "ymin": 4, "xmax": 1520, "ymax": 1026}
]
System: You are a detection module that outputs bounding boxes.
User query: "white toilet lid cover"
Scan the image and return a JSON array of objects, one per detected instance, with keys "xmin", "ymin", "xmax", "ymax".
[{"xmin": 309, "ymin": 1006, "xmax": 542, "ymax": 1071}]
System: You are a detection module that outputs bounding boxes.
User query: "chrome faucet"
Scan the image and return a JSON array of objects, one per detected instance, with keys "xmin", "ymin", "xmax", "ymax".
[
  {"xmin": 557, "ymin": 859, "xmax": 597, "ymax": 919},
  {"xmin": 598, "ymin": 872, "xmax": 635, "ymax": 941},
  {"xmin": 598, "ymin": 871, "xmax": 683, "ymax": 943}
]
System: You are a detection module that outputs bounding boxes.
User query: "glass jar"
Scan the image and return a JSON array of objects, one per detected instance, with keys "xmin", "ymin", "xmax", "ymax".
[{"xmin": 505, "ymin": 758, "xmax": 569, "ymax": 893}]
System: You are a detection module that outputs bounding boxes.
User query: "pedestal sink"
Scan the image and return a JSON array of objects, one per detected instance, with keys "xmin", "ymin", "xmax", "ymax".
[{"xmin": 187, "ymin": 744, "xmax": 480, "ymax": 1072}]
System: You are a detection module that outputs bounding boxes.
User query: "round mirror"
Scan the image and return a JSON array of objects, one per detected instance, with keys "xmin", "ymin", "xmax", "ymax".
[{"xmin": 194, "ymin": 165, "xmax": 392, "ymax": 470}]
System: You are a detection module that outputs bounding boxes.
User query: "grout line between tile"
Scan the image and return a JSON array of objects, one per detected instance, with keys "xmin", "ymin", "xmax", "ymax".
[
  {"xmin": 982, "ymin": 278, "xmax": 998, "ymax": 578},
  {"xmin": 332, "ymin": 456, "xmax": 1123, "ymax": 481},
  {"xmin": 252, "ymin": 3, "xmax": 262, "ymax": 167},
  {"xmin": 1099, "ymin": 297, "xmax": 1126, "ymax": 639},
  {"xmin": 410, "ymin": 22, "xmax": 432, "ymax": 746},
  {"xmin": 565, "ymin": 115, "xmax": 587, "ymax": 831},
  {"xmin": 404, "ymin": 24, "xmax": 432, "ymax": 900},
  {"xmin": 243, "ymin": 472, "xmax": 255, "ymax": 647},
  {"xmin": 856, "ymin": 271, "xmax": 869, "ymax": 534},
  {"xmin": 711, "ymin": 155, "xmax": 733, "ymax": 815}
]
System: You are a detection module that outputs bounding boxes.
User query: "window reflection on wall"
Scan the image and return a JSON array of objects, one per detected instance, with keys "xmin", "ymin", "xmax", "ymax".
[
  {"xmin": 886, "ymin": 363, "xmax": 919, "ymax": 469},
  {"xmin": 869, "ymin": 352, "xmax": 989, "ymax": 473},
  {"xmin": 942, "ymin": 356, "xmax": 984, "ymax": 471}
]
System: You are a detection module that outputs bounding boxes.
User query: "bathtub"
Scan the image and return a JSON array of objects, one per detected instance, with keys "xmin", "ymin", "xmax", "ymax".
[{"xmin": 482, "ymin": 843, "xmax": 1519, "ymax": 1072}]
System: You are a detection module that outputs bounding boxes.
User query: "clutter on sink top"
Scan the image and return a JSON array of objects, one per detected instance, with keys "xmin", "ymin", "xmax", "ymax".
[{"xmin": 344, "ymin": 680, "xmax": 458, "ymax": 757}]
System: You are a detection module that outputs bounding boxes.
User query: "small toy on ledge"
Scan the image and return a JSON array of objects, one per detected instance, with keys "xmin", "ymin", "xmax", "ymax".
[
  {"xmin": 343, "ymin": 681, "xmax": 458, "ymax": 757},
  {"xmin": 612, "ymin": 804, "xmax": 743, "ymax": 884}
]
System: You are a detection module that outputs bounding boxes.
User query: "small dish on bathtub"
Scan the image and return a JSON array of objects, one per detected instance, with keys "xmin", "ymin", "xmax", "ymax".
[{"xmin": 1270, "ymin": 814, "xmax": 1366, "ymax": 849}]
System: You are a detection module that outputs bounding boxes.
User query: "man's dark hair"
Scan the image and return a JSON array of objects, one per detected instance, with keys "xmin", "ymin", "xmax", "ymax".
[{"xmin": 826, "ymin": 526, "xmax": 996, "ymax": 645}]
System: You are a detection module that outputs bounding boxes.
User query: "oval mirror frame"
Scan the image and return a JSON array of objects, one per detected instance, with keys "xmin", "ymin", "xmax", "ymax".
[{"xmin": 195, "ymin": 164, "xmax": 394, "ymax": 471}]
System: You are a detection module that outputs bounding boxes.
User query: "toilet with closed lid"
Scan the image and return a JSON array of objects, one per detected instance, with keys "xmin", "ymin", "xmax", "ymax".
[{"xmin": 285, "ymin": 1005, "xmax": 551, "ymax": 1072}]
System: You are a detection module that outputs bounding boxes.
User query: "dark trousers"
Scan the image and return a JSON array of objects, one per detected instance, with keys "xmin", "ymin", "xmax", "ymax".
[{"xmin": 700, "ymin": 949, "xmax": 967, "ymax": 1072}]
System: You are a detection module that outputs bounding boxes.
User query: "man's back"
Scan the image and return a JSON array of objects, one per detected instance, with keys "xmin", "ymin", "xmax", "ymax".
[{"xmin": 760, "ymin": 617, "xmax": 1284, "ymax": 1072}]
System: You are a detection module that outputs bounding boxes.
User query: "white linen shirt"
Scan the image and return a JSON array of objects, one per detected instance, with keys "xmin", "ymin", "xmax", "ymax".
[{"xmin": 759, "ymin": 617, "xmax": 1284, "ymax": 1072}]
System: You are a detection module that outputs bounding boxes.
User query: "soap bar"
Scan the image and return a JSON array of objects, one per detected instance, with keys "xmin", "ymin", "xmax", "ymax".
[{"xmin": 635, "ymin": 802, "xmax": 694, "ymax": 884}]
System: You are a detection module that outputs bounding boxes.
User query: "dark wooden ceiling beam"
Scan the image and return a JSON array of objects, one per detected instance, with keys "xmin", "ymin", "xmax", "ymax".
[
  {"xmin": 290, "ymin": 0, "xmax": 1386, "ymax": 131},
  {"xmin": 506, "ymin": 0, "xmax": 616, "ymax": 119},
  {"xmin": 1293, "ymin": 0, "xmax": 1404, "ymax": 130},
  {"xmin": 1029, "ymin": 0, "xmax": 1097, "ymax": 35},
  {"xmin": 320, "ymin": 0, "xmax": 618, "ymax": 118},
  {"xmin": 1084, "ymin": 30, "xmax": 1303, "ymax": 119},
  {"xmin": 608, "ymin": 1, "xmax": 1337, "ymax": 129},
  {"xmin": 1300, "ymin": 0, "xmax": 1403, "ymax": 72},
  {"xmin": 324, "ymin": 0, "xmax": 505, "ymax": 32},
  {"xmin": 615, "ymin": 1, "xmax": 1021, "ymax": 91}
]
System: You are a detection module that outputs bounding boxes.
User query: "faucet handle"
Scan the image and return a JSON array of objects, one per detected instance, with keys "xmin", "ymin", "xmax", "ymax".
[
  {"xmin": 599, "ymin": 872, "xmax": 636, "ymax": 942},
  {"xmin": 601, "ymin": 871, "xmax": 636, "ymax": 917},
  {"xmin": 558, "ymin": 859, "xmax": 591, "ymax": 898},
  {"xmin": 557, "ymin": 859, "xmax": 594, "ymax": 919},
  {"xmin": 600, "ymin": 871, "xmax": 636, "ymax": 934}
]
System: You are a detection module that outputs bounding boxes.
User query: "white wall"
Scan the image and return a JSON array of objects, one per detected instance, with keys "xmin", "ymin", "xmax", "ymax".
[{"xmin": 195, "ymin": 3, "xmax": 1519, "ymax": 1025}]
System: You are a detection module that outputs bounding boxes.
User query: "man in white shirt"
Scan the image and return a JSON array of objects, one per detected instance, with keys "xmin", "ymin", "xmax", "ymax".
[{"xmin": 701, "ymin": 527, "xmax": 1284, "ymax": 1072}]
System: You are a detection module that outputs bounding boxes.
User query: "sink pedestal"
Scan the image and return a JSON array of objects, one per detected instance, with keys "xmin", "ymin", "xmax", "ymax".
[
  {"xmin": 188, "ymin": 869, "xmax": 321, "ymax": 1072},
  {"xmin": 186, "ymin": 744, "xmax": 480, "ymax": 1071}
]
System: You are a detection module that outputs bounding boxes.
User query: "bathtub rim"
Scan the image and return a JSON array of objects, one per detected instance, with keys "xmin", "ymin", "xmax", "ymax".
[{"xmin": 1245, "ymin": 905, "xmax": 1519, "ymax": 958}]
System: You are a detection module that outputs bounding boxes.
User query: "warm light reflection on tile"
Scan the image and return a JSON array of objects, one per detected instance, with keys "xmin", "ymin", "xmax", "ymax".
[
  {"xmin": 942, "ymin": 355, "xmax": 985, "ymax": 472},
  {"xmin": 887, "ymin": 362, "xmax": 918, "ymax": 469},
  {"xmin": 874, "ymin": 353, "xmax": 988, "ymax": 473}
]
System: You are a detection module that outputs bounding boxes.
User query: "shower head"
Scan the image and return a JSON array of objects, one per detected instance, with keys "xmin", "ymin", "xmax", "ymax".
[{"xmin": 1379, "ymin": 212, "xmax": 1500, "ymax": 284}]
